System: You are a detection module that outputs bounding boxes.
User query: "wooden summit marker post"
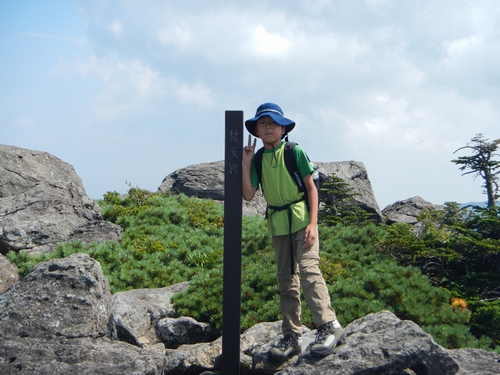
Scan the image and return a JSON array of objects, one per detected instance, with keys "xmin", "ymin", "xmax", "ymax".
[{"xmin": 223, "ymin": 110, "xmax": 243, "ymax": 374}]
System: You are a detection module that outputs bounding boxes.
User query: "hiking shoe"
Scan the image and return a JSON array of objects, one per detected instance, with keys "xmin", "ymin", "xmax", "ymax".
[
  {"xmin": 310, "ymin": 321, "xmax": 345, "ymax": 357},
  {"xmin": 268, "ymin": 334, "xmax": 302, "ymax": 362}
]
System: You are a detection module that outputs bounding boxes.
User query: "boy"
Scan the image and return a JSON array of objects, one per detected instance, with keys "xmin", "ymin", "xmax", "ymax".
[{"xmin": 242, "ymin": 102, "xmax": 345, "ymax": 362}]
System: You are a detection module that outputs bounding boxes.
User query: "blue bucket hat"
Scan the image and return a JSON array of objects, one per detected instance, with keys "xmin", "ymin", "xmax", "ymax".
[{"xmin": 245, "ymin": 102, "xmax": 295, "ymax": 138}]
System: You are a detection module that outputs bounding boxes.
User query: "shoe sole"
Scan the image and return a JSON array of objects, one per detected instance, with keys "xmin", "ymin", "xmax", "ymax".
[
  {"xmin": 310, "ymin": 328, "xmax": 345, "ymax": 357},
  {"xmin": 268, "ymin": 347, "xmax": 302, "ymax": 362}
]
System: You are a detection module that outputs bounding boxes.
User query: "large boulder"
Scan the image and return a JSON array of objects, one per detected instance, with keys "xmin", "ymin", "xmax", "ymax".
[
  {"xmin": 0, "ymin": 253, "xmax": 165, "ymax": 375},
  {"xmin": 448, "ymin": 347, "xmax": 500, "ymax": 375},
  {"xmin": 273, "ymin": 311, "xmax": 458, "ymax": 374},
  {"xmin": 0, "ymin": 145, "xmax": 122, "ymax": 254},
  {"xmin": 0, "ymin": 253, "xmax": 111, "ymax": 340},
  {"xmin": 108, "ymin": 282, "xmax": 190, "ymax": 348},
  {"xmin": 382, "ymin": 196, "xmax": 444, "ymax": 225},
  {"xmin": 109, "ymin": 284, "xmax": 217, "ymax": 350},
  {"xmin": 158, "ymin": 161, "xmax": 268, "ymax": 217},
  {"xmin": 158, "ymin": 160, "xmax": 382, "ymax": 221},
  {"xmin": 160, "ymin": 161, "xmax": 225, "ymax": 200},
  {"xmin": 315, "ymin": 161, "xmax": 382, "ymax": 222},
  {"xmin": 157, "ymin": 316, "xmax": 216, "ymax": 349}
]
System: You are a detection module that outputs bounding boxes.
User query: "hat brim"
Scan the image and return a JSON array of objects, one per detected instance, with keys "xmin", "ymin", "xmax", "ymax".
[{"xmin": 244, "ymin": 111, "xmax": 295, "ymax": 138}]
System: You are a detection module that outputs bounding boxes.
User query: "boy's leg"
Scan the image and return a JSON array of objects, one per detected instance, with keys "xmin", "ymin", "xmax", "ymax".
[
  {"xmin": 294, "ymin": 229, "xmax": 337, "ymax": 327},
  {"xmin": 273, "ymin": 235, "xmax": 302, "ymax": 338},
  {"xmin": 294, "ymin": 229, "xmax": 345, "ymax": 356}
]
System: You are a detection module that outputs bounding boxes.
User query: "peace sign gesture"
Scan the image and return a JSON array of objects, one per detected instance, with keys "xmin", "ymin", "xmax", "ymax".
[
  {"xmin": 242, "ymin": 134, "xmax": 257, "ymax": 162},
  {"xmin": 242, "ymin": 134, "xmax": 258, "ymax": 201}
]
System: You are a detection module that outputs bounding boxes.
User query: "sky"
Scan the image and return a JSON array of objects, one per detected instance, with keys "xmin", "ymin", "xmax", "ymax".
[{"xmin": 1, "ymin": 0, "xmax": 499, "ymax": 210}]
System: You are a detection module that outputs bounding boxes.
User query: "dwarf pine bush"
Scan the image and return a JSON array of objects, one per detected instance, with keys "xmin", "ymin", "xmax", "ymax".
[
  {"xmin": 172, "ymin": 214, "xmax": 281, "ymax": 332},
  {"xmin": 315, "ymin": 224, "xmax": 480, "ymax": 348},
  {"xmin": 379, "ymin": 204, "xmax": 500, "ymax": 349},
  {"xmin": 8, "ymin": 192, "xmax": 223, "ymax": 293}
]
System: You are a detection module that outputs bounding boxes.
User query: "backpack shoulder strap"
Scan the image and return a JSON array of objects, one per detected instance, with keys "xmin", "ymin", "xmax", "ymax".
[
  {"xmin": 254, "ymin": 147, "xmax": 265, "ymax": 186},
  {"xmin": 284, "ymin": 142, "xmax": 305, "ymax": 193}
]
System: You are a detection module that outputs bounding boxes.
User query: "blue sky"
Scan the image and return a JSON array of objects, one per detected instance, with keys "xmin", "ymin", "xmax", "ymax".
[{"xmin": 1, "ymin": 0, "xmax": 499, "ymax": 209}]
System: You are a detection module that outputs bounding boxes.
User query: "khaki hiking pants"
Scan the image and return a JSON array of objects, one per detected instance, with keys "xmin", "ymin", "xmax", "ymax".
[{"xmin": 273, "ymin": 228, "xmax": 337, "ymax": 338}]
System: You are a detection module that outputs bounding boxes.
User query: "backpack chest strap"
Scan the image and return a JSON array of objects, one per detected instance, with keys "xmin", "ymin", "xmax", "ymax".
[{"xmin": 266, "ymin": 197, "xmax": 304, "ymax": 215}]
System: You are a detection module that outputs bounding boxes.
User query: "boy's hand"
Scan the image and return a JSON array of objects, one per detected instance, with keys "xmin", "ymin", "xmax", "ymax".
[
  {"xmin": 303, "ymin": 224, "xmax": 317, "ymax": 249},
  {"xmin": 242, "ymin": 134, "xmax": 258, "ymax": 201},
  {"xmin": 243, "ymin": 134, "xmax": 257, "ymax": 162}
]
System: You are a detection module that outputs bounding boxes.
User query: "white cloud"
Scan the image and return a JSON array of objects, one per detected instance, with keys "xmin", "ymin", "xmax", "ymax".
[
  {"xmin": 154, "ymin": 7, "xmax": 296, "ymax": 62},
  {"xmin": 175, "ymin": 81, "xmax": 213, "ymax": 108},
  {"xmin": 340, "ymin": 92, "xmax": 430, "ymax": 153},
  {"xmin": 54, "ymin": 54, "xmax": 165, "ymax": 120},
  {"xmin": 251, "ymin": 25, "xmax": 291, "ymax": 57},
  {"xmin": 445, "ymin": 35, "xmax": 479, "ymax": 57},
  {"xmin": 157, "ymin": 25, "xmax": 193, "ymax": 50},
  {"xmin": 108, "ymin": 19, "xmax": 124, "ymax": 37}
]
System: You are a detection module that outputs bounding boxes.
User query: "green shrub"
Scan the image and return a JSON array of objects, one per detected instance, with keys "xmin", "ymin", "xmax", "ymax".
[
  {"xmin": 319, "ymin": 174, "xmax": 377, "ymax": 226},
  {"xmin": 468, "ymin": 299, "xmax": 500, "ymax": 348},
  {"xmin": 378, "ymin": 203, "xmax": 500, "ymax": 348},
  {"xmin": 317, "ymin": 224, "xmax": 476, "ymax": 348},
  {"xmin": 172, "ymin": 214, "xmax": 279, "ymax": 334}
]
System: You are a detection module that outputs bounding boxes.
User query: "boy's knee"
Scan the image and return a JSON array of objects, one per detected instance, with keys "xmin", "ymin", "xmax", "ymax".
[
  {"xmin": 277, "ymin": 274, "xmax": 299, "ymax": 292},
  {"xmin": 298, "ymin": 262, "xmax": 322, "ymax": 278},
  {"xmin": 300, "ymin": 272, "xmax": 324, "ymax": 288}
]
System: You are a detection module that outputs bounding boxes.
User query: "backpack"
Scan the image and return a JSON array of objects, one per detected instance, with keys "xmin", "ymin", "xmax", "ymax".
[{"xmin": 253, "ymin": 142, "xmax": 320, "ymax": 211}]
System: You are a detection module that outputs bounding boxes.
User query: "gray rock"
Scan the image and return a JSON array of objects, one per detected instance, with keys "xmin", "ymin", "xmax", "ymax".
[
  {"xmin": 158, "ymin": 159, "xmax": 382, "ymax": 221},
  {"xmin": 163, "ymin": 338, "xmax": 226, "ymax": 374},
  {"xmin": 160, "ymin": 161, "xmax": 225, "ymax": 200},
  {"xmin": 108, "ymin": 282, "xmax": 189, "ymax": 348},
  {"xmin": 157, "ymin": 316, "xmax": 217, "ymax": 349},
  {"xmin": 382, "ymin": 196, "xmax": 444, "ymax": 225},
  {"xmin": 0, "ymin": 145, "xmax": 122, "ymax": 254},
  {"xmin": 0, "ymin": 253, "xmax": 164, "ymax": 375},
  {"xmin": 0, "ymin": 253, "xmax": 111, "ymax": 340},
  {"xmin": 0, "ymin": 253, "xmax": 19, "ymax": 294},
  {"xmin": 275, "ymin": 310, "xmax": 459, "ymax": 375},
  {"xmin": 448, "ymin": 347, "xmax": 500, "ymax": 374},
  {"xmin": 315, "ymin": 160, "xmax": 382, "ymax": 222},
  {"xmin": 161, "ymin": 321, "xmax": 286, "ymax": 374},
  {"xmin": 0, "ymin": 337, "xmax": 165, "ymax": 375}
]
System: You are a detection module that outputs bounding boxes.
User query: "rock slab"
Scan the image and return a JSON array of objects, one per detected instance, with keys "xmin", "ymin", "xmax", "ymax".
[
  {"xmin": 158, "ymin": 159, "xmax": 382, "ymax": 221},
  {"xmin": 382, "ymin": 196, "xmax": 444, "ymax": 225},
  {"xmin": 0, "ymin": 145, "xmax": 122, "ymax": 254}
]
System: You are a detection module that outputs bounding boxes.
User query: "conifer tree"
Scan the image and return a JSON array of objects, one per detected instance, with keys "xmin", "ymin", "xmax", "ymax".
[
  {"xmin": 452, "ymin": 133, "xmax": 500, "ymax": 207},
  {"xmin": 318, "ymin": 174, "xmax": 375, "ymax": 226}
]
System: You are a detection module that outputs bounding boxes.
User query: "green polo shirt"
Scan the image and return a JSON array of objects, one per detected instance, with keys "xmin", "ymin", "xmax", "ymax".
[{"xmin": 250, "ymin": 142, "xmax": 314, "ymax": 236}]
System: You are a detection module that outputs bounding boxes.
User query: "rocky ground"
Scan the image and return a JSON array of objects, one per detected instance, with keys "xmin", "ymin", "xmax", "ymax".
[{"xmin": 1, "ymin": 253, "xmax": 499, "ymax": 374}]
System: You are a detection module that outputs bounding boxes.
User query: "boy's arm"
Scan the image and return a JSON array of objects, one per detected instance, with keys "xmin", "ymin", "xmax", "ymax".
[
  {"xmin": 302, "ymin": 173, "xmax": 318, "ymax": 249},
  {"xmin": 242, "ymin": 135, "xmax": 257, "ymax": 201}
]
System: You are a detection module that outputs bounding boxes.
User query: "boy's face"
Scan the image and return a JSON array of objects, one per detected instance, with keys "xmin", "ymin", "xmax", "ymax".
[{"xmin": 255, "ymin": 116, "xmax": 285, "ymax": 144}]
